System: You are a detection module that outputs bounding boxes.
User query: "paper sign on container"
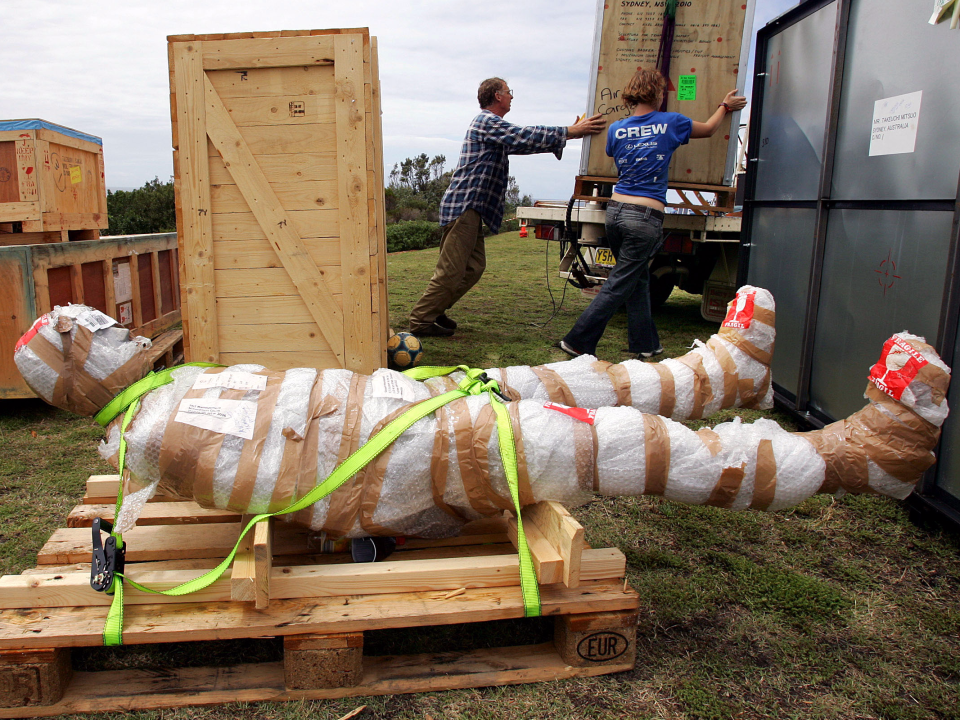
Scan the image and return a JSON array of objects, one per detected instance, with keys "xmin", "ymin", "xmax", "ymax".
[
  {"xmin": 869, "ymin": 91, "xmax": 922, "ymax": 157},
  {"xmin": 175, "ymin": 398, "xmax": 258, "ymax": 439},
  {"xmin": 371, "ymin": 372, "xmax": 416, "ymax": 402},
  {"xmin": 193, "ymin": 371, "xmax": 269, "ymax": 392}
]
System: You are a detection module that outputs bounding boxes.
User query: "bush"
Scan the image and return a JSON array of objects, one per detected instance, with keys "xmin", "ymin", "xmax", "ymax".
[
  {"xmin": 104, "ymin": 177, "xmax": 176, "ymax": 236},
  {"xmin": 386, "ymin": 220, "xmax": 442, "ymax": 253}
]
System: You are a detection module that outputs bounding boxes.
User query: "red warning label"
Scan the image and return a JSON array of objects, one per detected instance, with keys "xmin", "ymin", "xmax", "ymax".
[
  {"xmin": 544, "ymin": 402, "xmax": 596, "ymax": 425},
  {"xmin": 722, "ymin": 290, "xmax": 756, "ymax": 329},
  {"xmin": 15, "ymin": 314, "xmax": 49, "ymax": 352},
  {"xmin": 869, "ymin": 336, "xmax": 928, "ymax": 400}
]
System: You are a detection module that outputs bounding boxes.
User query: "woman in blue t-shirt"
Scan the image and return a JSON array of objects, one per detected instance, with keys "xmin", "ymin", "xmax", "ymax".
[{"xmin": 560, "ymin": 68, "xmax": 747, "ymax": 360}]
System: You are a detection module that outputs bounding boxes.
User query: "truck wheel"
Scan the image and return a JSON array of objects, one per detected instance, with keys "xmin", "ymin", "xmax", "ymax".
[{"xmin": 650, "ymin": 268, "xmax": 675, "ymax": 309}]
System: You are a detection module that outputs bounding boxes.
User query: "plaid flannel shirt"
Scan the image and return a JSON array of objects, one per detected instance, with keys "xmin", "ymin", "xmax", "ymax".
[{"xmin": 439, "ymin": 110, "xmax": 567, "ymax": 233}]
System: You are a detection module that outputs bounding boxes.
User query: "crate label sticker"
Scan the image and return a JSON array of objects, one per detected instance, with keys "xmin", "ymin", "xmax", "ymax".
[
  {"xmin": 15, "ymin": 315, "xmax": 49, "ymax": 351},
  {"xmin": 69, "ymin": 165, "xmax": 83, "ymax": 184},
  {"xmin": 371, "ymin": 371, "xmax": 416, "ymax": 402},
  {"xmin": 75, "ymin": 309, "xmax": 117, "ymax": 333},
  {"xmin": 722, "ymin": 290, "xmax": 756, "ymax": 329},
  {"xmin": 117, "ymin": 301, "xmax": 133, "ymax": 326},
  {"xmin": 677, "ymin": 75, "xmax": 697, "ymax": 101},
  {"xmin": 869, "ymin": 336, "xmax": 928, "ymax": 400},
  {"xmin": 870, "ymin": 91, "xmax": 922, "ymax": 157},
  {"xmin": 544, "ymin": 402, "xmax": 596, "ymax": 424},
  {"xmin": 113, "ymin": 261, "xmax": 133, "ymax": 303},
  {"xmin": 193, "ymin": 371, "xmax": 269, "ymax": 393},
  {"xmin": 175, "ymin": 398, "xmax": 258, "ymax": 440}
]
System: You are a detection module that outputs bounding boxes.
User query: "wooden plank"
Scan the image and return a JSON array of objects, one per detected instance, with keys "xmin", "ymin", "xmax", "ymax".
[
  {"xmin": 334, "ymin": 34, "xmax": 373, "ymax": 374},
  {"xmin": 254, "ymin": 519, "xmax": 272, "ymax": 609},
  {"xmin": 0, "ymin": 202, "xmax": 40, "ymax": 222},
  {"xmin": 211, "ymin": 208, "xmax": 339, "ymax": 242},
  {"xmin": 212, "ymin": 237, "xmax": 341, "ymax": 271},
  {"xmin": 0, "ymin": 642, "xmax": 632, "ymax": 717},
  {"xmin": 222, "ymin": 123, "xmax": 337, "ymax": 155},
  {"xmin": 213, "ymin": 267, "xmax": 342, "ymax": 298},
  {"xmin": 213, "ymin": 94, "xmax": 337, "ymax": 127},
  {"xmin": 521, "ymin": 502, "xmax": 585, "ymax": 588},
  {"xmin": 218, "ymin": 322, "xmax": 334, "ymax": 353},
  {"xmin": 369, "ymin": 38, "xmax": 389, "ymax": 365},
  {"xmin": 218, "ymin": 350, "xmax": 341, "ymax": 369},
  {"xmin": 7, "ymin": 549, "xmax": 624, "ymax": 609},
  {"xmin": 200, "ymin": 35, "xmax": 337, "ymax": 70},
  {"xmin": 217, "ymin": 295, "xmax": 316, "ymax": 325},
  {"xmin": 173, "ymin": 40, "xmax": 219, "ymax": 363},
  {"xmin": 210, "ymin": 180, "xmax": 339, "ymax": 214},
  {"xmin": 0, "ymin": 579, "xmax": 638, "ymax": 649},
  {"xmin": 206, "ymin": 65, "xmax": 336, "ymax": 101},
  {"xmin": 66, "ymin": 502, "xmax": 239, "ymax": 528},
  {"xmin": 505, "ymin": 516, "xmax": 564, "ymax": 585},
  {"xmin": 203, "ymin": 75, "xmax": 346, "ymax": 366},
  {"xmin": 34, "ymin": 129, "xmax": 102, "ymax": 155},
  {"xmin": 230, "ymin": 514, "xmax": 257, "ymax": 603},
  {"xmin": 207, "ymin": 150, "xmax": 338, "ymax": 185}
]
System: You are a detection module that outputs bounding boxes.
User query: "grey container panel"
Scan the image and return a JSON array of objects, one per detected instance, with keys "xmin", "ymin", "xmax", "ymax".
[
  {"xmin": 753, "ymin": 2, "xmax": 837, "ymax": 202},
  {"xmin": 831, "ymin": 0, "xmax": 960, "ymax": 201},
  {"xmin": 745, "ymin": 207, "xmax": 818, "ymax": 397},
  {"xmin": 808, "ymin": 209, "xmax": 952, "ymax": 420},
  {"xmin": 932, "ymin": 317, "xmax": 960, "ymax": 502}
]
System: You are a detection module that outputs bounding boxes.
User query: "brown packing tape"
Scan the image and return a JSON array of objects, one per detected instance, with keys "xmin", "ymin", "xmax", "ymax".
[
  {"xmin": 642, "ymin": 414, "xmax": 670, "ymax": 496},
  {"xmin": 451, "ymin": 397, "xmax": 502, "ymax": 516},
  {"xmin": 225, "ymin": 371, "xmax": 286, "ymax": 513},
  {"xmin": 531, "ymin": 365, "xmax": 576, "ymax": 406},
  {"xmin": 706, "ymin": 464, "xmax": 746, "ymax": 509},
  {"xmin": 916, "ymin": 363, "xmax": 950, "ymax": 406},
  {"xmin": 695, "ymin": 427, "xmax": 722, "ymax": 456},
  {"xmin": 192, "ymin": 386, "xmax": 252, "ymax": 508},
  {"xmin": 803, "ymin": 419, "xmax": 870, "ymax": 495},
  {"xmin": 268, "ymin": 373, "xmax": 326, "ymax": 513},
  {"xmin": 429, "ymin": 404, "xmax": 468, "ymax": 520},
  {"xmin": 675, "ymin": 353, "xmax": 714, "ymax": 420},
  {"xmin": 652, "ymin": 363, "xmax": 676, "ymax": 418},
  {"xmin": 283, "ymin": 375, "xmax": 338, "ymax": 524},
  {"xmin": 22, "ymin": 332, "xmax": 69, "ymax": 409},
  {"xmin": 603, "ymin": 361, "xmax": 633, "ymax": 407},
  {"xmin": 750, "ymin": 439, "xmax": 778, "ymax": 511},
  {"xmin": 471, "ymin": 404, "xmax": 514, "ymax": 513},
  {"xmin": 705, "ymin": 337, "xmax": 739, "ymax": 409},
  {"xmin": 717, "ymin": 326, "xmax": 774, "ymax": 366},
  {"xmin": 571, "ymin": 417, "xmax": 597, "ymax": 494},
  {"xmin": 752, "ymin": 306, "xmax": 776, "ymax": 328},
  {"xmin": 497, "ymin": 368, "xmax": 522, "ymax": 401},
  {"xmin": 323, "ymin": 374, "xmax": 369, "ymax": 536},
  {"xmin": 507, "ymin": 402, "xmax": 536, "ymax": 507},
  {"xmin": 358, "ymin": 402, "xmax": 421, "ymax": 536}
]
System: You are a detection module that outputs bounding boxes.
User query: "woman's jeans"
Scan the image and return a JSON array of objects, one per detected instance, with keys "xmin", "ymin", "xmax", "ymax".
[{"xmin": 563, "ymin": 201, "xmax": 663, "ymax": 355}]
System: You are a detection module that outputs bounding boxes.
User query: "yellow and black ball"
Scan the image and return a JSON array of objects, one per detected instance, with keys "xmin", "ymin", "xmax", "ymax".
[{"xmin": 387, "ymin": 331, "xmax": 424, "ymax": 370}]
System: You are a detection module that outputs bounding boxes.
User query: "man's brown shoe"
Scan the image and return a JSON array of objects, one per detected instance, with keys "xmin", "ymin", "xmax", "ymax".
[{"xmin": 411, "ymin": 322, "xmax": 455, "ymax": 337}]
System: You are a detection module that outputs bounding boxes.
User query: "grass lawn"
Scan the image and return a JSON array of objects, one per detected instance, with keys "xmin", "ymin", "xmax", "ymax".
[{"xmin": 0, "ymin": 231, "xmax": 958, "ymax": 719}]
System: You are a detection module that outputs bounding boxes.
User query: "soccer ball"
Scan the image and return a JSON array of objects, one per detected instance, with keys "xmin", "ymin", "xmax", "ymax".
[{"xmin": 387, "ymin": 331, "xmax": 424, "ymax": 370}]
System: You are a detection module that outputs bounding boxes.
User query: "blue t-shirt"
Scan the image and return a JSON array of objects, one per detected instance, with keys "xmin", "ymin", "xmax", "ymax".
[{"xmin": 605, "ymin": 112, "xmax": 693, "ymax": 203}]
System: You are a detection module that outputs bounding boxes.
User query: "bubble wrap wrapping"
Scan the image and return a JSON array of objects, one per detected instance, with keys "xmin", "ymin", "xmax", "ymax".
[{"xmin": 90, "ymin": 332, "xmax": 947, "ymax": 537}]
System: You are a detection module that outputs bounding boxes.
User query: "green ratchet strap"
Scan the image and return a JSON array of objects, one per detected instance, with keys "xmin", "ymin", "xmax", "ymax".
[
  {"xmin": 94, "ymin": 362, "xmax": 223, "ymax": 427},
  {"xmin": 96, "ymin": 364, "xmax": 540, "ymax": 646}
]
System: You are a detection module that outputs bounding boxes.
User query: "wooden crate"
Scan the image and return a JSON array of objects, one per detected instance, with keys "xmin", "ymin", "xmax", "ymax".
[
  {"xmin": 168, "ymin": 29, "xmax": 388, "ymax": 374},
  {"xmin": 583, "ymin": 0, "xmax": 750, "ymax": 185},
  {"xmin": 0, "ymin": 234, "xmax": 184, "ymax": 399},
  {"xmin": 0, "ymin": 475, "xmax": 640, "ymax": 716},
  {"xmin": 0, "ymin": 120, "xmax": 108, "ymax": 244}
]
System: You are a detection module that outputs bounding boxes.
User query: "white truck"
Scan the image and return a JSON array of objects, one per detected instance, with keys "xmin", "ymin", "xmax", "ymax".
[{"xmin": 516, "ymin": 0, "xmax": 754, "ymax": 321}]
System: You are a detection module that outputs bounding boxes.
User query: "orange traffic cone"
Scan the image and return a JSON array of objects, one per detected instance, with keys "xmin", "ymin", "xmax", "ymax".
[{"xmin": 519, "ymin": 225, "xmax": 528, "ymax": 238}]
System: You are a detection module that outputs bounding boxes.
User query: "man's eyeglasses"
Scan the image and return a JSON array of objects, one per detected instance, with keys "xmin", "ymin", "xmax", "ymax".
[{"xmin": 499, "ymin": 88, "xmax": 513, "ymax": 98}]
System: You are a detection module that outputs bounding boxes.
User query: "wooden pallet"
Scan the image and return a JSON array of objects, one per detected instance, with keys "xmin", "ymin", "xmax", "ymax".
[{"xmin": 0, "ymin": 475, "xmax": 640, "ymax": 716}]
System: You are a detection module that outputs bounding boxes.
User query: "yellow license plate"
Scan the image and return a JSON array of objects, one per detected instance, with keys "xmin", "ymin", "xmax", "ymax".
[{"xmin": 594, "ymin": 247, "xmax": 616, "ymax": 267}]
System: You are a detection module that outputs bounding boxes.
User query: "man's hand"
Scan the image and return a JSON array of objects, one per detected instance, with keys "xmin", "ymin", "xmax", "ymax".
[
  {"xmin": 721, "ymin": 90, "xmax": 747, "ymax": 112},
  {"xmin": 567, "ymin": 113, "xmax": 606, "ymax": 138}
]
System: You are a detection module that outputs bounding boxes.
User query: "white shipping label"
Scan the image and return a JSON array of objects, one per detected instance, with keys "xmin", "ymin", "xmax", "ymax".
[
  {"xmin": 174, "ymin": 398, "xmax": 258, "ymax": 440},
  {"xmin": 370, "ymin": 372, "xmax": 416, "ymax": 402},
  {"xmin": 193, "ymin": 371, "xmax": 269, "ymax": 392},
  {"xmin": 75, "ymin": 309, "xmax": 117, "ymax": 332},
  {"xmin": 869, "ymin": 91, "xmax": 922, "ymax": 157},
  {"xmin": 113, "ymin": 261, "xmax": 133, "ymax": 303}
]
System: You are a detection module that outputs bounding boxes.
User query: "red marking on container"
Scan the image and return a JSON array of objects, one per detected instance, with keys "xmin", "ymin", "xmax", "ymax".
[{"xmin": 717, "ymin": 37, "xmax": 723, "ymax": 42}]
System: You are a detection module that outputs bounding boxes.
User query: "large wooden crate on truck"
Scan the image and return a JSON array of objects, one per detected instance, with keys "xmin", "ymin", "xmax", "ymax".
[
  {"xmin": 0, "ymin": 234, "xmax": 184, "ymax": 399},
  {"xmin": 168, "ymin": 29, "xmax": 388, "ymax": 374},
  {"xmin": 582, "ymin": 0, "xmax": 754, "ymax": 185},
  {"xmin": 0, "ymin": 120, "xmax": 108, "ymax": 245}
]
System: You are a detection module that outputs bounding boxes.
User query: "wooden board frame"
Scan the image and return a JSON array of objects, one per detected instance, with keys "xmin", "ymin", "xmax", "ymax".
[{"xmin": 169, "ymin": 30, "xmax": 387, "ymax": 373}]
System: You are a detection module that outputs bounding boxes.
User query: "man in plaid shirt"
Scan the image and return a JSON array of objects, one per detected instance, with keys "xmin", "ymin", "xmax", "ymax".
[{"xmin": 409, "ymin": 77, "xmax": 605, "ymax": 336}]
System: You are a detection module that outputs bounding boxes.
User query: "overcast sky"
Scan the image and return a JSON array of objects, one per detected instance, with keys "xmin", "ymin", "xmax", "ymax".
[{"xmin": 4, "ymin": 0, "xmax": 798, "ymax": 201}]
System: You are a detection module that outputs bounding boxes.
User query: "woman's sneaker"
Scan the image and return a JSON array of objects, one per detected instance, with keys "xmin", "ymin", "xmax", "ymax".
[
  {"xmin": 558, "ymin": 340, "xmax": 584, "ymax": 358},
  {"xmin": 637, "ymin": 346, "xmax": 664, "ymax": 359}
]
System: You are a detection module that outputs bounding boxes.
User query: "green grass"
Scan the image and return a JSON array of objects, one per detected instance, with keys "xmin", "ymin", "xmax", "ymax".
[{"xmin": 1, "ymin": 232, "xmax": 959, "ymax": 719}]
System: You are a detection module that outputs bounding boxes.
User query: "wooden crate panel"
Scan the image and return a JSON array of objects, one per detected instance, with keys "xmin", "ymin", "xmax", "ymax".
[
  {"xmin": 171, "ymin": 29, "xmax": 386, "ymax": 372},
  {"xmin": 0, "ymin": 121, "xmax": 107, "ymax": 234},
  {"xmin": 584, "ymin": 1, "xmax": 749, "ymax": 184}
]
